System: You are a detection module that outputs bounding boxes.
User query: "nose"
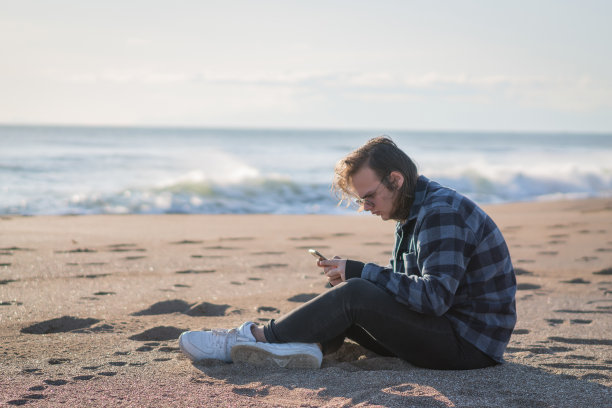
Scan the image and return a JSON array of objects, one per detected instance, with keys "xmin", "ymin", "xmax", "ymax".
[{"xmin": 363, "ymin": 201, "xmax": 374, "ymax": 211}]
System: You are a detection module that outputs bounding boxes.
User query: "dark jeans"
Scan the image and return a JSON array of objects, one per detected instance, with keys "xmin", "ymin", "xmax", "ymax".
[{"xmin": 263, "ymin": 278, "xmax": 497, "ymax": 370}]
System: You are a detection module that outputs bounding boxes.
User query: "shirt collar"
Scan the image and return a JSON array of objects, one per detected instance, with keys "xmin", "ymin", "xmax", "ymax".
[{"xmin": 406, "ymin": 175, "xmax": 430, "ymax": 222}]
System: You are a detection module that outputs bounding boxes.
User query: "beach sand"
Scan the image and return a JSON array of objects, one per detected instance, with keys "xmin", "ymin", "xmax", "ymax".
[{"xmin": 1, "ymin": 198, "xmax": 611, "ymax": 407}]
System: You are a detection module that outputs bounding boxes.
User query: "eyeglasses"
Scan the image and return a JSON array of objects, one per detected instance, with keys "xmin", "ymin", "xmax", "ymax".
[{"xmin": 352, "ymin": 179, "xmax": 384, "ymax": 208}]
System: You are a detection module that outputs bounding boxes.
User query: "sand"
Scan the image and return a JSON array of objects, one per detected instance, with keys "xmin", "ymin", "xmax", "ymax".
[{"xmin": 1, "ymin": 198, "xmax": 611, "ymax": 407}]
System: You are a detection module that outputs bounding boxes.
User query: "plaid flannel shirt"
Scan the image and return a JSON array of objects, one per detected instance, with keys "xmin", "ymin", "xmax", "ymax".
[{"xmin": 348, "ymin": 176, "xmax": 516, "ymax": 362}]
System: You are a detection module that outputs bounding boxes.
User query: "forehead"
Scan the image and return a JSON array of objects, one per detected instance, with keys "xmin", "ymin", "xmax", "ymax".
[{"xmin": 349, "ymin": 166, "xmax": 379, "ymax": 195}]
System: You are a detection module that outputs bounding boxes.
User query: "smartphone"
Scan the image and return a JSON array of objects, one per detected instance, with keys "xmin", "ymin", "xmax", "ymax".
[{"xmin": 308, "ymin": 248, "xmax": 327, "ymax": 260}]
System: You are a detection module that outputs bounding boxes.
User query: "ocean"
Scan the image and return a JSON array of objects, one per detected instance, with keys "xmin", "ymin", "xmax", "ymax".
[{"xmin": 1, "ymin": 125, "xmax": 611, "ymax": 215}]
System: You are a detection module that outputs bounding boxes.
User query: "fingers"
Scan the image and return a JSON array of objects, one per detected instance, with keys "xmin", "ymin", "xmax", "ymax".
[
  {"xmin": 318, "ymin": 258, "xmax": 343, "ymax": 267},
  {"xmin": 328, "ymin": 277, "xmax": 342, "ymax": 286}
]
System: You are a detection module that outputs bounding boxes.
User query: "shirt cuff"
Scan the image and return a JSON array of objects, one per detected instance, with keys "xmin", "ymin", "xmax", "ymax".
[{"xmin": 345, "ymin": 260, "xmax": 365, "ymax": 279}]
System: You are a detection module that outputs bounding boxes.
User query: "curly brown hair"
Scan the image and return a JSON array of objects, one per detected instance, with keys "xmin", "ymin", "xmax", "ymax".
[{"xmin": 333, "ymin": 136, "xmax": 418, "ymax": 221}]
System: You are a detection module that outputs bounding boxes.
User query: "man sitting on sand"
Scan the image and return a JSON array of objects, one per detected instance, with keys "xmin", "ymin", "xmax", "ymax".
[{"xmin": 179, "ymin": 136, "xmax": 517, "ymax": 369}]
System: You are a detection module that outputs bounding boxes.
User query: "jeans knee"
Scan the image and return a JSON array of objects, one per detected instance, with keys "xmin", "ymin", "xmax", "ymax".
[{"xmin": 335, "ymin": 278, "xmax": 377, "ymax": 301}]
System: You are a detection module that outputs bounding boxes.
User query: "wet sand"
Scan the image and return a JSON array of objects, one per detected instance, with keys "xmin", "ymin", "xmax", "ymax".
[{"xmin": 1, "ymin": 198, "xmax": 611, "ymax": 407}]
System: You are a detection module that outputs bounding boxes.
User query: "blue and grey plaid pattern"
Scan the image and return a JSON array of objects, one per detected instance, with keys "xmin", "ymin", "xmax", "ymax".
[{"xmin": 362, "ymin": 176, "xmax": 516, "ymax": 362}]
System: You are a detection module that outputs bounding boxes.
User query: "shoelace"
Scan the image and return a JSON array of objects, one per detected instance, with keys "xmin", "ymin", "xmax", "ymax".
[{"xmin": 210, "ymin": 328, "xmax": 238, "ymax": 355}]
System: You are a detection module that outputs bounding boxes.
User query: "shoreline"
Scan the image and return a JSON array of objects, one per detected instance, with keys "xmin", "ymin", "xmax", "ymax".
[{"xmin": 1, "ymin": 197, "xmax": 611, "ymax": 406}]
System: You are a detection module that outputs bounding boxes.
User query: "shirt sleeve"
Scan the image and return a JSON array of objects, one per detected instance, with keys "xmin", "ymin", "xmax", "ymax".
[{"xmin": 361, "ymin": 207, "xmax": 474, "ymax": 316}]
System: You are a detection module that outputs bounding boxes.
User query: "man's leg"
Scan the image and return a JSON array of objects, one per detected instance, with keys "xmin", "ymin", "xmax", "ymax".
[{"xmin": 264, "ymin": 278, "xmax": 495, "ymax": 370}]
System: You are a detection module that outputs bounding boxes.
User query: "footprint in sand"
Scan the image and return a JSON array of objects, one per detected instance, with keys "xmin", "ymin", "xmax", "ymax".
[
  {"xmin": 108, "ymin": 246, "xmax": 146, "ymax": 253},
  {"xmin": 131, "ymin": 300, "xmax": 194, "ymax": 316},
  {"xmin": 577, "ymin": 256, "xmax": 599, "ymax": 262},
  {"xmin": 43, "ymin": 379, "xmax": 68, "ymax": 386},
  {"xmin": 251, "ymin": 251, "xmax": 285, "ymax": 255},
  {"xmin": 28, "ymin": 386, "xmax": 46, "ymax": 391},
  {"xmin": 0, "ymin": 279, "xmax": 18, "ymax": 285},
  {"xmin": 549, "ymin": 234, "xmax": 569, "ymax": 238},
  {"xmin": 107, "ymin": 243, "xmax": 139, "ymax": 249},
  {"xmin": 8, "ymin": 395, "xmax": 47, "ymax": 405},
  {"xmin": 570, "ymin": 319, "xmax": 592, "ymax": 325},
  {"xmin": 129, "ymin": 326, "xmax": 189, "ymax": 342},
  {"xmin": 220, "ymin": 237, "xmax": 255, "ymax": 242},
  {"xmin": 513, "ymin": 329, "xmax": 530, "ymax": 335},
  {"xmin": 596, "ymin": 248, "xmax": 612, "ymax": 253},
  {"xmin": 0, "ymin": 246, "xmax": 34, "ymax": 252},
  {"xmin": 364, "ymin": 241, "xmax": 387, "ymax": 246},
  {"xmin": 554, "ymin": 308, "xmax": 612, "ymax": 314},
  {"xmin": 545, "ymin": 319, "xmax": 564, "ymax": 326},
  {"xmin": 289, "ymin": 236, "xmax": 324, "ymax": 241},
  {"xmin": 48, "ymin": 358, "xmax": 71, "ymax": 365},
  {"xmin": 82, "ymin": 365, "xmax": 102, "ymax": 371},
  {"xmin": 287, "ymin": 293, "xmax": 319, "ymax": 302},
  {"xmin": 0, "ymin": 263, "xmax": 11, "ymax": 267},
  {"xmin": 593, "ymin": 267, "xmax": 612, "ymax": 276},
  {"xmin": 98, "ymin": 372, "xmax": 117, "ymax": 376},
  {"xmin": 517, "ymin": 283, "xmax": 541, "ymax": 290},
  {"xmin": 255, "ymin": 263, "xmax": 288, "ymax": 269},
  {"xmin": 176, "ymin": 269, "xmax": 215, "ymax": 275},
  {"xmin": 184, "ymin": 302, "xmax": 231, "ymax": 317},
  {"xmin": 514, "ymin": 268, "xmax": 534, "ymax": 276},
  {"xmin": 516, "ymin": 259, "xmax": 535, "ymax": 264},
  {"xmin": 55, "ymin": 248, "xmax": 97, "ymax": 253},
  {"xmin": 171, "ymin": 240, "xmax": 204, "ymax": 245},
  {"xmin": 0, "ymin": 300, "xmax": 23, "ymax": 306},
  {"xmin": 75, "ymin": 273, "xmax": 111, "ymax": 279},
  {"xmin": 73, "ymin": 375, "xmax": 95, "ymax": 381},
  {"xmin": 132, "ymin": 299, "xmax": 231, "ymax": 316},
  {"xmin": 204, "ymin": 245, "xmax": 239, "ymax": 250},
  {"xmin": 538, "ymin": 251, "xmax": 558, "ymax": 256},
  {"xmin": 257, "ymin": 306, "xmax": 280, "ymax": 314},
  {"xmin": 21, "ymin": 316, "xmax": 100, "ymax": 334},
  {"xmin": 548, "ymin": 336, "xmax": 612, "ymax": 346},
  {"xmin": 560, "ymin": 278, "xmax": 590, "ymax": 284},
  {"xmin": 159, "ymin": 346, "xmax": 180, "ymax": 353},
  {"xmin": 566, "ymin": 354, "xmax": 596, "ymax": 361},
  {"xmin": 124, "ymin": 256, "xmax": 147, "ymax": 260}
]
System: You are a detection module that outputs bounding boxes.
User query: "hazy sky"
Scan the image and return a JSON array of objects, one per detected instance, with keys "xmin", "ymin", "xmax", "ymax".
[{"xmin": 1, "ymin": 1, "xmax": 611, "ymax": 131}]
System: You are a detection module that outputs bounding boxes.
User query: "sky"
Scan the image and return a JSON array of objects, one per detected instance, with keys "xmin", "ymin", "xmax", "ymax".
[{"xmin": 1, "ymin": 0, "xmax": 611, "ymax": 132}]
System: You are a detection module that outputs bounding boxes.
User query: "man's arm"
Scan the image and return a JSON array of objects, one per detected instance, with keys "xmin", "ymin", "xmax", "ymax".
[{"xmin": 361, "ymin": 208, "xmax": 474, "ymax": 316}]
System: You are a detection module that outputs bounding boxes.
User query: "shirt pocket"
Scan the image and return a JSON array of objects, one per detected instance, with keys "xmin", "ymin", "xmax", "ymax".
[{"xmin": 402, "ymin": 252, "xmax": 421, "ymax": 276}]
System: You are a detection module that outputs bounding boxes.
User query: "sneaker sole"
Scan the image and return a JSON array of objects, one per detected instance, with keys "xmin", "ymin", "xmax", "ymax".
[{"xmin": 231, "ymin": 344, "xmax": 321, "ymax": 369}]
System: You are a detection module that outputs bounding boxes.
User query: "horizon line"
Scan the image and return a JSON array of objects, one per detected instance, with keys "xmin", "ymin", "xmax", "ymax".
[{"xmin": 1, "ymin": 122, "xmax": 611, "ymax": 136}]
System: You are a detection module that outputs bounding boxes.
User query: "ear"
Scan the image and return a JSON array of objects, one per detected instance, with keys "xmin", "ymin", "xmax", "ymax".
[{"xmin": 388, "ymin": 171, "xmax": 404, "ymax": 190}]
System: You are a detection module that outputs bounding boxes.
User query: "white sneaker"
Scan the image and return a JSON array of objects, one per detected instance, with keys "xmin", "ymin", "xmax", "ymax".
[
  {"xmin": 179, "ymin": 321, "xmax": 256, "ymax": 362},
  {"xmin": 231, "ymin": 342, "xmax": 323, "ymax": 369}
]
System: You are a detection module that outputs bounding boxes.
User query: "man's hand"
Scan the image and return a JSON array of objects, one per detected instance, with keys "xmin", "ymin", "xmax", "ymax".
[{"xmin": 317, "ymin": 256, "xmax": 347, "ymax": 286}]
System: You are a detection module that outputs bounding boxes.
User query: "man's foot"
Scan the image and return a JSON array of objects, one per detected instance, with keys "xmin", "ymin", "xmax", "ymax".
[
  {"xmin": 179, "ymin": 321, "xmax": 256, "ymax": 362},
  {"xmin": 231, "ymin": 342, "xmax": 323, "ymax": 369}
]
